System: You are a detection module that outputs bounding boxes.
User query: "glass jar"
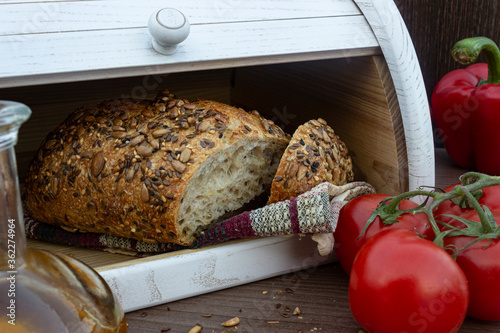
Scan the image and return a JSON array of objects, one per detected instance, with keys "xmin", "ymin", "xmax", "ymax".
[{"xmin": 0, "ymin": 101, "xmax": 127, "ymax": 332}]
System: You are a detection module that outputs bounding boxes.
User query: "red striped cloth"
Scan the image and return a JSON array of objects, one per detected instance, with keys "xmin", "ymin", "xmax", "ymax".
[{"xmin": 24, "ymin": 181, "xmax": 375, "ymax": 256}]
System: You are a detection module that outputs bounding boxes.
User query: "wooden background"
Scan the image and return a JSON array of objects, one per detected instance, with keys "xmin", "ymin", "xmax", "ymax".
[
  {"xmin": 395, "ymin": 0, "xmax": 499, "ymax": 147},
  {"xmin": 395, "ymin": 0, "xmax": 500, "ymax": 102}
]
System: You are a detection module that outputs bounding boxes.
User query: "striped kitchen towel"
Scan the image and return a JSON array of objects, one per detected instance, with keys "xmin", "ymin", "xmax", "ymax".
[{"xmin": 24, "ymin": 181, "xmax": 375, "ymax": 256}]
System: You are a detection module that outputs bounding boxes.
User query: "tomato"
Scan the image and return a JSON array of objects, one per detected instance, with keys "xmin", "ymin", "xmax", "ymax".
[
  {"xmin": 443, "ymin": 210, "xmax": 500, "ymax": 321},
  {"xmin": 334, "ymin": 193, "xmax": 434, "ymax": 274},
  {"xmin": 434, "ymin": 183, "xmax": 500, "ymax": 227},
  {"xmin": 349, "ymin": 229, "xmax": 469, "ymax": 333}
]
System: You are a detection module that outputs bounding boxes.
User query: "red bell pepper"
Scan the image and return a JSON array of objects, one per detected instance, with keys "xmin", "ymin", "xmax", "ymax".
[{"xmin": 432, "ymin": 37, "xmax": 500, "ymax": 175}]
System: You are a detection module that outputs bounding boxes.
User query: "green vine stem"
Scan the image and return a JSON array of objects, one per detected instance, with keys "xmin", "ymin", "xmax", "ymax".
[{"xmin": 362, "ymin": 172, "xmax": 500, "ymax": 248}]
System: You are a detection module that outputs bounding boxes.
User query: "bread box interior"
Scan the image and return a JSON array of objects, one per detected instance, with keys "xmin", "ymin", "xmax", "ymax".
[
  {"xmin": 4, "ymin": 55, "xmax": 406, "ymax": 197},
  {"xmin": 0, "ymin": 53, "xmax": 406, "ymax": 269}
]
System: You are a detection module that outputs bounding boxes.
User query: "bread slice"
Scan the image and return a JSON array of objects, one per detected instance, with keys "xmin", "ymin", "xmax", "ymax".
[
  {"xmin": 267, "ymin": 118, "xmax": 353, "ymax": 204},
  {"xmin": 25, "ymin": 91, "xmax": 290, "ymax": 246}
]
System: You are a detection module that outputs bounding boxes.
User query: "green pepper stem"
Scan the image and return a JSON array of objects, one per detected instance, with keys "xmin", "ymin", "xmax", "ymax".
[{"xmin": 452, "ymin": 36, "xmax": 500, "ymax": 85}]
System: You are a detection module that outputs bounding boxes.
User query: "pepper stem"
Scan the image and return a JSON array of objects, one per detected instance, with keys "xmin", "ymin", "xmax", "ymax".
[{"xmin": 452, "ymin": 36, "xmax": 500, "ymax": 85}]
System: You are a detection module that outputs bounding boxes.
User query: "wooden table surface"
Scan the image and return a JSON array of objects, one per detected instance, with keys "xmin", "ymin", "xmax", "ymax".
[{"xmin": 124, "ymin": 149, "xmax": 500, "ymax": 333}]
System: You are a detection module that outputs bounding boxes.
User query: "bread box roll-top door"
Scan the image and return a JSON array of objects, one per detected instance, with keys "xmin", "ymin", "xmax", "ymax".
[{"xmin": 0, "ymin": 0, "xmax": 434, "ymax": 195}]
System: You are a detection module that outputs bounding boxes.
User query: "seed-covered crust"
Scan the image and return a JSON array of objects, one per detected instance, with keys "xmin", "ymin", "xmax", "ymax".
[
  {"xmin": 25, "ymin": 90, "xmax": 289, "ymax": 246},
  {"xmin": 267, "ymin": 118, "xmax": 354, "ymax": 205}
]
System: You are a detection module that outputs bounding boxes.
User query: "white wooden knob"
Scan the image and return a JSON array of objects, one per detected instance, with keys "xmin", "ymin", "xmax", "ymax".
[{"xmin": 148, "ymin": 8, "xmax": 190, "ymax": 55}]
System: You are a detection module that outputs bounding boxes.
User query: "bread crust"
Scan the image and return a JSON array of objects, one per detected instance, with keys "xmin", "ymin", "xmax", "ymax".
[
  {"xmin": 25, "ymin": 90, "xmax": 289, "ymax": 246},
  {"xmin": 267, "ymin": 118, "xmax": 354, "ymax": 204}
]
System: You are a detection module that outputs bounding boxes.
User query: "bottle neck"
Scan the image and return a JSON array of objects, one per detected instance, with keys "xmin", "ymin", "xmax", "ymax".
[
  {"xmin": 0, "ymin": 145, "xmax": 26, "ymax": 269},
  {"xmin": 0, "ymin": 101, "xmax": 31, "ymax": 271}
]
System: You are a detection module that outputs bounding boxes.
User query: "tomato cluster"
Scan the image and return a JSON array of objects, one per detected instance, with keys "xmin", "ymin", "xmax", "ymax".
[
  {"xmin": 333, "ymin": 180, "xmax": 500, "ymax": 333},
  {"xmin": 438, "ymin": 184, "xmax": 500, "ymax": 322}
]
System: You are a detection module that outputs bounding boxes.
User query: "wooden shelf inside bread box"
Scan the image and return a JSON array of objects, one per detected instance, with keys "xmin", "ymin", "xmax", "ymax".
[{"xmin": 0, "ymin": 0, "xmax": 434, "ymax": 312}]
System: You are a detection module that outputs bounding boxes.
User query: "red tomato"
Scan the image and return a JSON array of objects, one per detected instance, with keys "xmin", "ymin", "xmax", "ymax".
[
  {"xmin": 349, "ymin": 229, "xmax": 469, "ymax": 333},
  {"xmin": 334, "ymin": 193, "xmax": 434, "ymax": 274},
  {"xmin": 443, "ymin": 210, "xmax": 500, "ymax": 321},
  {"xmin": 434, "ymin": 183, "xmax": 500, "ymax": 227}
]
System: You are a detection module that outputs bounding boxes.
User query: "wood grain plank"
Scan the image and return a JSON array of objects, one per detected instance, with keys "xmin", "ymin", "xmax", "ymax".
[
  {"xmin": 0, "ymin": 15, "xmax": 380, "ymax": 88},
  {"xmin": 231, "ymin": 56, "xmax": 407, "ymax": 195},
  {"xmin": 1, "ymin": 0, "xmax": 361, "ymax": 36},
  {"xmin": 27, "ymin": 239, "xmax": 135, "ymax": 267},
  {"xmin": 124, "ymin": 262, "xmax": 500, "ymax": 332},
  {"xmin": 354, "ymin": 0, "xmax": 435, "ymax": 192},
  {"xmin": 124, "ymin": 264, "xmax": 360, "ymax": 332},
  {"xmin": 434, "ymin": 147, "xmax": 471, "ymax": 188}
]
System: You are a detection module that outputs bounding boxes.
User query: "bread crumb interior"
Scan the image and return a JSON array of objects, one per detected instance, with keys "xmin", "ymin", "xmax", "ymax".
[{"xmin": 177, "ymin": 138, "xmax": 284, "ymax": 240}]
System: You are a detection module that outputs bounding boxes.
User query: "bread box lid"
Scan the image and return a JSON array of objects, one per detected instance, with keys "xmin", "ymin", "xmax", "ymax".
[{"xmin": 1, "ymin": 0, "xmax": 434, "ymax": 312}]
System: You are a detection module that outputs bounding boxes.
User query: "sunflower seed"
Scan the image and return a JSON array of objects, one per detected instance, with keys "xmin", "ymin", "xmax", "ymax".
[
  {"xmin": 112, "ymin": 125, "xmax": 126, "ymax": 132},
  {"xmin": 262, "ymin": 119, "xmax": 270, "ymax": 132},
  {"xmin": 50, "ymin": 177, "xmax": 59, "ymax": 194},
  {"xmin": 130, "ymin": 117, "xmax": 138, "ymax": 128},
  {"xmin": 91, "ymin": 151, "xmax": 105, "ymax": 177},
  {"xmin": 150, "ymin": 138, "xmax": 160, "ymax": 150},
  {"xmin": 76, "ymin": 126, "xmax": 86, "ymax": 137},
  {"xmin": 221, "ymin": 317, "xmax": 240, "ymax": 327},
  {"xmin": 83, "ymin": 115, "xmax": 95, "ymax": 123},
  {"xmin": 171, "ymin": 160, "xmax": 186, "ymax": 173},
  {"xmin": 61, "ymin": 225, "xmax": 78, "ymax": 233},
  {"xmin": 129, "ymin": 135, "xmax": 145, "ymax": 147},
  {"xmin": 44, "ymin": 139, "xmax": 58, "ymax": 150},
  {"xmin": 116, "ymin": 178, "xmax": 126, "ymax": 195},
  {"xmin": 297, "ymin": 165, "xmax": 308, "ymax": 181},
  {"xmin": 323, "ymin": 131, "xmax": 332, "ymax": 143},
  {"xmin": 311, "ymin": 127, "xmax": 321, "ymax": 138},
  {"xmin": 288, "ymin": 163, "xmax": 299, "ymax": 177},
  {"xmin": 198, "ymin": 120, "xmax": 210, "ymax": 132},
  {"xmin": 125, "ymin": 168, "xmax": 135, "ymax": 182},
  {"xmin": 187, "ymin": 324, "xmax": 202, "ymax": 333},
  {"xmin": 141, "ymin": 184, "xmax": 149, "ymax": 202},
  {"xmin": 169, "ymin": 108, "xmax": 179, "ymax": 118},
  {"xmin": 180, "ymin": 148, "xmax": 192, "ymax": 163},
  {"xmin": 136, "ymin": 145, "xmax": 153, "ymax": 157},
  {"xmin": 142, "ymin": 110, "xmax": 155, "ymax": 118},
  {"xmin": 310, "ymin": 119, "xmax": 321, "ymax": 127},
  {"xmin": 152, "ymin": 128, "xmax": 169, "ymax": 138},
  {"xmin": 112, "ymin": 131, "xmax": 127, "ymax": 139}
]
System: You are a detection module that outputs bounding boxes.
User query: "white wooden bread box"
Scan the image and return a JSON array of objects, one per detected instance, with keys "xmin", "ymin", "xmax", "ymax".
[{"xmin": 0, "ymin": 0, "xmax": 434, "ymax": 312}]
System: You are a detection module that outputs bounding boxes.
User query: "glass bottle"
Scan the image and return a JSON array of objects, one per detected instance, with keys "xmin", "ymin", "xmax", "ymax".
[{"xmin": 0, "ymin": 101, "xmax": 127, "ymax": 332}]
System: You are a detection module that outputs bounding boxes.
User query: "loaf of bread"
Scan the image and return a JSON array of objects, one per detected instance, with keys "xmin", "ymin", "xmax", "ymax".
[
  {"xmin": 25, "ymin": 90, "xmax": 290, "ymax": 246},
  {"xmin": 267, "ymin": 118, "xmax": 353, "ymax": 204}
]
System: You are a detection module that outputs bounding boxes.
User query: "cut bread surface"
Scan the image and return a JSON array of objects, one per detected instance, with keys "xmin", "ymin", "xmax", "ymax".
[{"xmin": 177, "ymin": 138, "xmax": 285, "ymax": 241}]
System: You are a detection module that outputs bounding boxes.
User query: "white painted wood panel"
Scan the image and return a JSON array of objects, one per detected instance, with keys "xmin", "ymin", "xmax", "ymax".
[
  {"xmin": 354, "ymin": 0, "xmax": 435, "ymax": 191},
  {"xmin": 1, "ymin": 0, "xmax": 362, "ymax": 35},
  {"xmin": 0, "ymin": 16, "xmax": 380, "ymax": 87},
  {"xmin": 99, "ymin": 236, "xmax": 337, "ymax": 313}
]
